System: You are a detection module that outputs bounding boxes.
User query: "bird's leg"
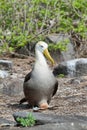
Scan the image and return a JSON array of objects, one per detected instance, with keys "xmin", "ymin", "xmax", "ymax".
[
  {"xmin": 33, "ymin": 105, "xmax": 55, "ymax": 111},
  {"xmin": 33, "ymin": 101, "xmax": 49, "ymax": 112},
  {"xmin": 39, "ymin": 102, "xmax": 49, "ymax": 110}
]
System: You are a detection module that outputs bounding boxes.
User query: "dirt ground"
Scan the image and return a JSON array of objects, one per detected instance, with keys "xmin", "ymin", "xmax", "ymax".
[{"xmin": 0, "ymin": 54, "xmax": 87, "ymax": 123}]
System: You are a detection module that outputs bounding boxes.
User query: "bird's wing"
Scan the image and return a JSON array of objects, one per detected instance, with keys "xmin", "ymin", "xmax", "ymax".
[
  {"xmin": 52, "ymin": 80, "xmax": 58, "ymax": 96},
  {"xmin": 19, "ymin": 70, "xmax": 32, "ymax": 104},
  {"xmin": 24, "ymin": 70, "xmax": 32, "ymax": 82}
]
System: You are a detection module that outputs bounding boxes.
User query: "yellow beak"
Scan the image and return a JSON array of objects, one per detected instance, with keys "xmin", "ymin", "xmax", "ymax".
[{"xmin": 43, "ymin": 49, "xmax": 55, "ymax": 65}]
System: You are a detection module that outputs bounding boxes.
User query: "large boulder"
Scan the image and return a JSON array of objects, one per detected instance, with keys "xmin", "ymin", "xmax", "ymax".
[
  {"xmin": 46, "ymin": 34, "xmax": 75, "ymax": 62},
  {"xmin": 53, "ymin": 58, "xmax": 87, "ymax": 77},
  {"xmin": 13, "ymin": 111, "xmax": 87, "ymax": 130}
]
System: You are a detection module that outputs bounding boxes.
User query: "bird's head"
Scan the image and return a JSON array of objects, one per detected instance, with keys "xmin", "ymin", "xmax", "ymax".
[{"xmin": 36, "ymin": 41, "xmax": 55, "ymax": 65}]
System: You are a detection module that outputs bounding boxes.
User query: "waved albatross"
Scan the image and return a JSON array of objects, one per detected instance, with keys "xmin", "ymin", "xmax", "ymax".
[{"xmin": 20, "ymin": 41, "xmax": 58, "ymax": 110}]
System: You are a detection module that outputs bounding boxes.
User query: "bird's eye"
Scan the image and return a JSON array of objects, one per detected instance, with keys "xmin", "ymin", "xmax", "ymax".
[{"xmin": 40, "ymin": 45, "xmax": 43, "ymax": 48}]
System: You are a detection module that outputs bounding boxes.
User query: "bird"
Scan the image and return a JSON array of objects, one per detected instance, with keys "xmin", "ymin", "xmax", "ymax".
[{"xmin": 20, "ymin": 41, "xmax": 58, "ymax": 110}]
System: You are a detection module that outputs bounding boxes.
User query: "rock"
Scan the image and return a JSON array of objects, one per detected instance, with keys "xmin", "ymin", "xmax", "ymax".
[
  {"xmin": 0, "ymin": 70, "xmax": 9, "ymax": 78},
  {"xmin": 13, "ymin": 111, "xmax": 87, "ymax": 125},
  {"xmin": 0, "ymin": 78, "xmax": 23, "ymax": 96},
  {"xmin": 53, "ymin": 58, "xmax": 87, "ymax": 77},
  {"xmin": 13, "ymin": 111, "xmax": 87, "ymax": 130},
  {"xmin": 61, "ymin": 42, "xmax": 75, "ymax": 61},
  {"xmin": 0, "ymin": 60, "xmax": 13, "ymax": 78},
  {"xmin": 0, "ymin": 118, "xmax": 15, "ymax": 127},
  {"xmin": 28, "ymin": 123, "xmax": 87, "ymax": 130},
  {"xmin": 76, "ymin": 59, "xmax": 87, "ymax": 76},
  {"xmin": 46, "ymin": 34, "xmax": 75, "ymax": 62},
  {"xmin": 0, "ymin": 60, "xmax": 13, "ymax": 70},
  {"xmin": 1, "ymin": 123, "xmax": 87, "ymax": 130},
  {"xmin": 16, "ymin": 46, "xmax": 30, "ymax": 56},
  {"xmin": 53, "ymin": 62, "xmax": 67, "ymax": 76},
  {"xmin": 16, "ymin": 42, "xmax": 35, "ymax": 56}
]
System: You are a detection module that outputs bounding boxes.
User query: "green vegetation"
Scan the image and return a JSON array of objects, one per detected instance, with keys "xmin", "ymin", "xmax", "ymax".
[
  {"xmin": 57, "ymin": 74, "xmax": 65, "ymax": 78},
  {"xmin": 49, "ymin": 38, "xmax": 70, "ymax": 51},
  {"xmin": 0, "ymin": 0, "xmax": 87, "ymax": 53},
  {"xmin": 16, "ymin": 113, "xmax": 35, "ymax": 127}
]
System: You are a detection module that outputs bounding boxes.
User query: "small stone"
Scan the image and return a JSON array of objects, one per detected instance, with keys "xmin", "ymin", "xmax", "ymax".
[
  {"xmin": 0, "ymin": 70, "xmax": 9, "ymax": 78},
  {"xmin": 0, "ymin": 60, "xmax": 13, "ymax": 70}
]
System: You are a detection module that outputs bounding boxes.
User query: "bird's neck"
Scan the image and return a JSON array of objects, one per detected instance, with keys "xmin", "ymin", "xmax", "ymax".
[{"xmin": 35, "ymin": 50, "xmax": 48, "ymax": 67}]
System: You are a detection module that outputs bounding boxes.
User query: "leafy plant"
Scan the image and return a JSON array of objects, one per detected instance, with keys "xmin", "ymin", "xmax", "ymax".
[
  {"xmin": 48, "ymin": 38, "xmax": 69, "ymax": 51},
  {"xmin": 57, "ymin": 74, "xmax": 65, "ymax": 78},
  {"xmin": 0, "ymin": 0, "xmax": 87, "ymax": 53},
  {"xmin": 16, "ymin": 113, "xmax": 35, "ymax": 127}
]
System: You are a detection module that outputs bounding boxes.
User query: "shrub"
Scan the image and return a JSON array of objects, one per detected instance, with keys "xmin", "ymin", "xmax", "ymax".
[
  {"xmin": 0, "ymin": 0, "xmax": 87, "ymax": 53},
  {"xmin": 16, "ymin": 113, "xmax": 35, "ymax": 127}
]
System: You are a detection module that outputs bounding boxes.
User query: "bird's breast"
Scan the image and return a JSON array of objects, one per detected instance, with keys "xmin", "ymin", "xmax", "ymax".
[{"xmin": 31, "ymin": 67, "xmax": 56, "ymax": 89}]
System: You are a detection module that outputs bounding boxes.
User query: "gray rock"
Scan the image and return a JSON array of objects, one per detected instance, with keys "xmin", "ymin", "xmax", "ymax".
[
  {"xmin": 1, "ymin": 123, "xmax": 87, "ymax": 130},
  {"xmin": 0, "ymin": 70, "xmax": 9, "ymax": 78},
  {"xmin": 13, "ymin": 112, "xmax": 87, "ymax": 130},
  {"xmin": 53, "ymin": 58, "xmax": 87, "ymax": 77},
  {"xmin": 61, "ymin": 42, "xmax": 75, "ymax": 61},
  {"xmin": 46, "ymin": 34, "xmax": 75, "ymax": 62},
  {"xmin": 13, "ymin": 111, "xmax": 87, "ymax": 125},
  {"xmin": 0, "ymin": 78, "xmax": 23, "ymax": 96},
  {"xmin": 16, "ymin": 42, "xmax": 35, "ymax": 56},
  {"xmin": 53, "ymin": 62, "xmax": 67, "ymax": 76},
  {"xmin": 24, "ymin": 123, "xmax": 87, "ymax": 130},
  {"xmin": 0, "ymin": 60, "xmax": 13, "ymax": 70},
  {"xmin": 76, "ymin": 59, "xmax": 87, "ymax": 76},
  {"xmin": 16, "ymin": 46, "xmax": 29, "ymax": 56},
  {"xmin": 0, "ymin": 60, "xmax": 13, "ymax": 78},
  {"xmin": 0, "ymin": 118, "xmax": 15, "ymax": 127}
]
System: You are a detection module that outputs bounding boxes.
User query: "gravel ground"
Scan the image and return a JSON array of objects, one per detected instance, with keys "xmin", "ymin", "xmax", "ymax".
[{"xmin": 0, "ymin": 54, "xmax": 87, "ymax": 123}]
